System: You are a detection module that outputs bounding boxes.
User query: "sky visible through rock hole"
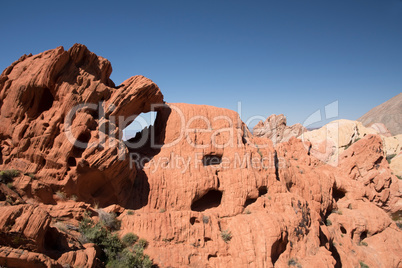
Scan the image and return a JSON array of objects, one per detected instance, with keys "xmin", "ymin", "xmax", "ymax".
[{"xmin": 0, "ymin": 0, "xmax": 401, "ymax": 133}]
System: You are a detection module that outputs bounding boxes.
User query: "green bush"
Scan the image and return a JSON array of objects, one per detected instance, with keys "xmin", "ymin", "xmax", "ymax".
[
  {"xmin": 137, "ymin": 238, "xmax": 148, "ymax": 249},
  {"xmin": 288, "ymin": 258, "xmax": 302, "ymax": 267},
  {"xmin": 78, "ymin": 214, "xmax": 152, "ymax": 267},
  {"xmin": 106, "ymin": 248, "xmax": 152, "ymax": 268},
  {"xmin": 0, "ymin": 170, "xmax": 20, "ymax": 183},
  {"xmin": 126, "ymin": 210, "xmax": 134, "ymax": 215},
  {"xmin": 359, "ymin": 241, "xmax": 368, "ymax": 246},
  {"xmin": 220, "ymin": 230, "xmax": 232, "ymax": 243},
  {"xmin": 325, "ymin": 219, "xmax": 332, "ymax": 226},
  {"xmin": 122, "ymin": 233, "xmax": 138, "ymax": 246},
  {"xmin": 359, "ymin": 261, "xmax": 369, "ymax": 268},
  {"xmin": 102, "ymin": 234, "xmax": 124, "ymax": 260},
  {"xmin": 386, "ymin": 154, "xmax": 396, "ymax": 164},
  {"xmin": 79, "ymin": 217, "xmax": 109, "ymax": 245}
]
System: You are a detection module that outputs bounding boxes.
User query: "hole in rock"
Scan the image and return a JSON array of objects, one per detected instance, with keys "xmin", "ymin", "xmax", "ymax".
[
  {"xmin": 202, "ymin": 154, "xmax": 222, "ymax": 166},
  {"xmin": 67, "ymin": 156, "xmax": 76, "ymax": 167},
  {"xmin": 333, "ymin": 186, "xmax": 346, "ymax": 202},
  {"xmin": 190, "ymin": 217, "xmax": 197, "ymax": 225},
  {"xmin": 26, "ymin": 87, "xmax": 54, "ymax": 119},
  {"xmin": 340, "ymin": 226, "xmax": 347, "ymax": 234},
  {"xmin": 286, "ymin": 181, "xmax": 293, "ymax": 191},
  {"xmin": 373, "ymin": 156, "xmax": 383, "ymax": 166},
  {"xmin": 360, "ymin": 231, "xmax": 367, "ymax": 241},
  {"xmin": 244, "ymin": 198, "xmax": 257, "ymax": 207},
  {"xmin": 72, "ymin": 132, "xmax": 91, "ymax": 157},
  {"xmin": 258, "ymin": 186, "xmax": 268, "ymax": 196},
  {"xmin": 191, "ymin": 190, "xmax": 222, "ymax": 212},
  {"xmin": 123, "ymin": 111, "xmax": 157, "ymax": 141},
  {"xmin": 204, "ymin": 237, "xmax": 212, "ymax": 242},
  {"xmin": 329, "ymin": 240, "xmax": 342, "ymax": 268},
  {"xmin": 76, "ymin": 169, "xmax": 118, "ymax": 207},
  {"xmin": 271, "ymin": 232, "xmax": 288, "ymax": 265},
  {"xmin": 40, "ymin": 157, "xmax": 47, "ymax": 168},
  {"xmin": 319, "ymin": 226, "xmax": 329, "ymax": 247},
  {"xmin": 44, "ymin": 227, "xmax": 69, "ymax": 257},
  {"xmin": 208, "ymin": 254, "xmax": 217, "ymax": 260},
  {"xmin": 274, "ymin": 151, "xmax": 280, "ymax": 181}
]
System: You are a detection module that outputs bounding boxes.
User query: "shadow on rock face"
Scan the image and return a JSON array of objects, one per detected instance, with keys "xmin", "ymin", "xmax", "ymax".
[{"xmin": 124, "ymin": 105, "xmax": 171, "ymax": 210}]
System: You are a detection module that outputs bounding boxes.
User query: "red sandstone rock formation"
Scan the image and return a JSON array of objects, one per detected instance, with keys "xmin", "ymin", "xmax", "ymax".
[{"xmin": 0, "ymin": 45, "xmax": 401, "ymax": 268}]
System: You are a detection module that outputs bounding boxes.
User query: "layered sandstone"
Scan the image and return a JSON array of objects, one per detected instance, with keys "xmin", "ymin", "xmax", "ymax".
[{"xmin": 0, "ymin": 45, "xmax": 400, "ymax": 268}]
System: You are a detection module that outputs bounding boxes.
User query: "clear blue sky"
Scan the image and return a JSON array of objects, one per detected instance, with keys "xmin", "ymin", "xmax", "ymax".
[{"xmin": 1, "ymin": 0, "xmax": 401, "ymax": 128}]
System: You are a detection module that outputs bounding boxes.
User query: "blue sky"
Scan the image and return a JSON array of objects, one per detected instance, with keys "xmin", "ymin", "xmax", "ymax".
[{"xmin": 1, "ymin": 0, "xmax": 401, "ymax": 128}]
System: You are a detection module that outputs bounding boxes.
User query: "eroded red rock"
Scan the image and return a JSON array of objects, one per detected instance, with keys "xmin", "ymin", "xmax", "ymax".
[{"xmin": 0, "ymin": 45, "xmax": 400, "ymax": 268}]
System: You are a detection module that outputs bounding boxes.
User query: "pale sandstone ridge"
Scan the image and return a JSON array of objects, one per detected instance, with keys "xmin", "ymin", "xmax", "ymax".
[
  {"xmin": 253, "ymin": 114, "xmax": 306, "ymax": 145},
  {"xmin": 301, "ymin": 119, "xmax": 402, "ymax": 166},
  {"xmin": 0, "ymin": 45, "xmax": 401, "ymax": 267},
  {"xmin": 357, "ymin": 92, "xmax": 402, "ymax": 136}
]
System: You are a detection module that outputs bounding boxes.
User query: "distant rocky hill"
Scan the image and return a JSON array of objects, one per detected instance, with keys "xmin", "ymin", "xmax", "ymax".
[{"xmin": 358, "ymin": 93, "xmax": 402, "ymax": 136}]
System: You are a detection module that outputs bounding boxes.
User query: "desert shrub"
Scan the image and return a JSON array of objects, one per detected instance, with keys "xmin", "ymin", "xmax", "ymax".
[
  {"xmin": 122, "ymin": 233, "xmax": 138, "ymax": 246},
  {"xmin": 332, "ymin": 210, "xmax": 343, "ymax": 215},
  {"xmin": 288, "ymin": 258, "xmax": 301, "ymax": 267},
  {"xmin": 0, "ymin": 170, "xmax": 20, "ymax": 183},
  {"xmin": 359, "ymin": 261, "xmax": 369, "ymax": 268},
  {"xmin": 79, "ymin": 217, "xmax": 109, "ymax": 245},
  {"xmin": 106, "ymin": 248, "xmax": 152, "ymax": 268},
  {"xmin": 102, "ymin": 234, "xmax": 124, "ymax": 260},
  {"xmin": 244, "ymin": 209, "xmax": 251, "ymax": 214},
  {"xmin": 137, "ymin": 238, "xmax": 148, "ymax": 249},
  {"xmin": 126, "ymin": 210, "xmax": 134, "ymax": 215},
  {"xmin": 202, "ymin": 215, "xmax": 209, "ymax": 224},
  {"xmin": 359, "ymin": 241, "xmax": 368, "ymax": 246},
  {"xmin": 70, "ymin": 195, "xmax": 78, "ymax": 201},
  {"xmin": 325, "ymin": 219, "xmax": 332, "ymax": 226},
  {"xmin": 6, "ymin": 182, "xmax": 14, "ymax": 189},
  {"xmin": 396, "ymin": 175, "xmax": 402, "ymax": 180},
  {"xmin": 220, "ymin": 230, "xmax": 232, "ymax": 243},
  {"xmin": 55, "ymin": 191, "xmax": 66, "ymax": 200},
  {"xmin": 97, "ymin": 209, "xmax": 121, "ymax": 230},
  {"xmin": 79, "ymin": 214, "xmax": 152, "ymax": 267},
  {"xmin": 386, "ymin": 154, "xmax": 396, "ymax": 164}
]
